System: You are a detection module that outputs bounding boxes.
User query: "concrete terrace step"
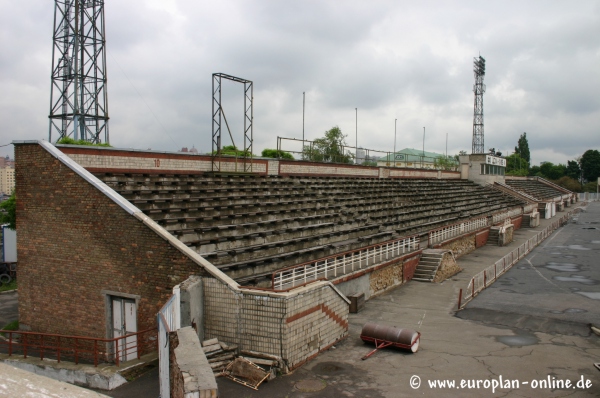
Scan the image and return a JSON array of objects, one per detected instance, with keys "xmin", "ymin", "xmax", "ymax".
[
  {"xmin": 93, "ymin": 173, "xmax": 530, "ymax": 282},
  {"xmin": 412, "ymin": 249, "xmax": 451, "ymax": 283}
]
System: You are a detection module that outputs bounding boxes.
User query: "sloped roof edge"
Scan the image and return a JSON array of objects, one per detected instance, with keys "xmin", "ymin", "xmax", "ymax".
[{"xmin": 32, "ymin": 140, "xmax": 240, "ymax": 289}]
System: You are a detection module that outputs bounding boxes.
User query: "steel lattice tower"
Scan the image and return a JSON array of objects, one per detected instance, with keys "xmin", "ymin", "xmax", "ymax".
[
  {"xmin": 471, "ymin": 55, "xmax": 486, "ymax": 154},
  {"xmin": 49, "ymin": 0, "xmax": 109, "ymax": 144}
]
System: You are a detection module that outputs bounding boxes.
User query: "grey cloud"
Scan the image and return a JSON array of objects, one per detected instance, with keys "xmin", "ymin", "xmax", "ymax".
[{"xmin": 1, "ymin": 0, "xmax": 599, "ymax": 166}]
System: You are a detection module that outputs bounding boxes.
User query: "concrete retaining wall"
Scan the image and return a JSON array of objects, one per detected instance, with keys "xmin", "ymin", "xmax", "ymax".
[
  {"xmin": 436, "ymin": 233, "xmax": 477, "ymax": 258},
  {"xmin": 179, "ymin": 276, "xmax": 204, "ymax": 343},
  {"xmin": 202, "ymin": 278, "xmax": 349, "ymax": 372},
  {"xmin": 169, "ymin": 327, "xmax": 217, "ymax": 398}
]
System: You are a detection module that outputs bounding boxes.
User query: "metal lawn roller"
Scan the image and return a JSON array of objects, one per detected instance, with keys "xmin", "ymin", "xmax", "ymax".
[{"xmin": 360, "ymin": 322, "xmax": 420, "ymax": 360}]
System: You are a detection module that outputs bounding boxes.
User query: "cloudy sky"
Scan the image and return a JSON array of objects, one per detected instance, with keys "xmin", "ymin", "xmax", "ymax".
[{"xmin": 1, "ymin": 0, "xmax": 599, "ymax": 166}]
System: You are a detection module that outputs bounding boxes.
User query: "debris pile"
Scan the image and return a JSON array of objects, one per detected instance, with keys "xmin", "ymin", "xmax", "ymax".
[
  {"xmin": 201, "ymin": 338, "xmax": 285, "ymax": 389},
  {"xmin": 201, "ymin": 338, "xmax": 238, "ymax": 375}
]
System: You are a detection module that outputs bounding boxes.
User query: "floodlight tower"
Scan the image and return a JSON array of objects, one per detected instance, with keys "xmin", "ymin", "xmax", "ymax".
[
  {"xmin": 49, "ymin": 0, "xmax": 109, "ymax": 144},
  {"xmin": 471, "ymin": 55, "xmax": 486, "ymax": 154}
]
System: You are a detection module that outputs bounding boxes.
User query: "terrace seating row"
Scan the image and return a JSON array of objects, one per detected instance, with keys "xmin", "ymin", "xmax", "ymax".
[
  {"xmin": 504, "ymin": 179, "xmax": 564, "ymax": 200},
  {"xmin": 96, "ymin": 172, "xmax": 527, "ymax": 284}
]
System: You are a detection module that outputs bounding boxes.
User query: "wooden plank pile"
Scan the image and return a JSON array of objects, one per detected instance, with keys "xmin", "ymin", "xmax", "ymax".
[
  {"xmin": 201, "ymin": 337, "xmax": 287, "ymax": 384},
  {"xmin": 201, "ymin": 338, "xmax": 238, "ymax": 375}
]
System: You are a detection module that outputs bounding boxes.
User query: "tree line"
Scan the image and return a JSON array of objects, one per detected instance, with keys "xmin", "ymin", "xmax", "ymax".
[{"xmin": 506, "ymin": 133, "xmax": 599, "ymax": 192}]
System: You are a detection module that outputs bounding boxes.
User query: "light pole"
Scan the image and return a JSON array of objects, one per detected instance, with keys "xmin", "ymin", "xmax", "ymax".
[
  {"xmin": 394, "ymin": 119, "xmax": 397, "ymax": 166},
  {"xmin": 302, "ymin": 92, "xmax": 305, "ymax": 160},
  {"xmin": 355, "ymin": 108, "xmax": 358, "ymax": 163},
  {"xmin": 422, "ymin": 127, "xmax": 425, "ymax": 168},
  {"xmin": 302, "ymin": 92, "xmax": 305, "ymax": 143}
]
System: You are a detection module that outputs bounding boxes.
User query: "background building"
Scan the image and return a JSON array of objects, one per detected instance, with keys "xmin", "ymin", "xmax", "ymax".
[{"xmin": 0, "ymin": 166, "xmax": 15, "ymax": 195}]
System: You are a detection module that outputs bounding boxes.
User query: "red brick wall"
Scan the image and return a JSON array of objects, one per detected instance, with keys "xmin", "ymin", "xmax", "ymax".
[
  {"xmin": 15, "ymin": 143, "xmax": 205, "ymax": 338},
  {"xmin": 511, "ymin": 215, "xmax": 522, "ymax": 230},
  {"xmin": 403, "ymin": 256, "xmax": 420, "ymax": 282},
  {"xmin": 475, "ymin": 230, "xmax": 490, "ymax": 248}
]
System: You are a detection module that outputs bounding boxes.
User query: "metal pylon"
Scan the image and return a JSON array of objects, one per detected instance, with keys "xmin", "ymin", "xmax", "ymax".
[{"xmin": 49, "ymin": 0, "xmax": 109, "ymax": 144}]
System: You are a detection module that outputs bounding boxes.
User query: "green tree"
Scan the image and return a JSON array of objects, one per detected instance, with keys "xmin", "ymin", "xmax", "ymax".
[
  {"xmin": 505, "ymin": 153, "xmax": 529, "ymax": 176},
  {"xmin": 554, "ymin": 176, "xmax": 582, "ymax": 193},
  {"xmin": 261, "ymin": 149, "xmax": 294, "ymax": 160},
  {"xmin": 582, "ymin": 181, "xmax": 598, "ymax": 192},
  {"xmin": 565, "ymin": 160, "xmax": 581, "ymax": 180},
  {"xmin": 433, "ymin": 155, "xmax": 458, "ymax": 171},
  {"xmin": 0, "ymin": 192, "xmax": 16, "ymax": 230},
  {"xmin": 514, "ymin": 132, "xmax": 530, "ymax": 164},
  {"xmin": 529, "ymin": 165, "xmax": 541, "ymax": 176},
  {"xmin": 539, "ymin": 162, "xmax": 565, "ymax": 180},
  {"xmin": 303, "ymin": 126, "xmax": 354, "ymax": 164},
  {"xmin": 580, "ymin": 149, "xmax": 600, "ymax": 183}
]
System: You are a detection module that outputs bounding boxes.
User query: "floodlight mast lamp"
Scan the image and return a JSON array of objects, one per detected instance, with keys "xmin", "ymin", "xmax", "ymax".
[
  {"xmin": 211, "ymin": 73, "xmax": 254, "ymax": 173},
  {"xmin": 472, "ymin": 55, "xmax": 486, "ymax": 154},
  {"xmin": 49, "ymin": 0, "xmax": 109, "ymax": 144}
]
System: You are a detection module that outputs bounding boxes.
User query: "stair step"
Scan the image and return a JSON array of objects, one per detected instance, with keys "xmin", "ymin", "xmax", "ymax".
[{"xmin": 414, "ymin": 269, "xmax": 435, "ymax": 275}]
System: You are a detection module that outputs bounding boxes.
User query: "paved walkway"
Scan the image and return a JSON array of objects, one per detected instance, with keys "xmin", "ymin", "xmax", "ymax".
[{"xmin": 218, "ymin": 204, "xmax": 600, "ymax": 397}]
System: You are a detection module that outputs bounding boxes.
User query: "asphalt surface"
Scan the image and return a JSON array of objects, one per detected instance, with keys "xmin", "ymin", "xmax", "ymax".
[
  {"xmin": 0, "ymin": 290, "xmax": 17, "ymax": 328},
  {"xmin": 459, "ymin": 202, "xmax": 600, "ymax": 334},
  {"xmin": 96, "ymin": 366, "xmax": 159, "ymax": 398}
]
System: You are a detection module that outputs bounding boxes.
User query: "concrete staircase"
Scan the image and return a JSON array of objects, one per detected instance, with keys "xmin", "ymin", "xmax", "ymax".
[
  {"xmin": 412, "ymin": 250, "xmax": 445, "ymax": 282},
  {"xmin": 487, "ymin": 228, "xmax": 500, "ymax": 245}
]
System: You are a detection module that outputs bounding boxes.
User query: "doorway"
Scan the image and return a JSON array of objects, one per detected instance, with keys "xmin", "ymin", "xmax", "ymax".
[{"xmin": 111, "ymin": 296, "xmax": 138, "ymax": 362}]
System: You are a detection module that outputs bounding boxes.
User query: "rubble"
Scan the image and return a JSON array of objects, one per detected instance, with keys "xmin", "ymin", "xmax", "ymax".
[{"xmin": 201, "ymin": 338, "xmax": 239, "ymax": 375}]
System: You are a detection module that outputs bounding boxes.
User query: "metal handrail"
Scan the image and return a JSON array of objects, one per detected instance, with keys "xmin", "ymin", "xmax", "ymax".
[
  {"xmin": 428, "ymin": 216, "xmax": 489, "ymax": 246},
  {"xmin": 457, "ymin": 210, "xmax": 577, "ymax": 309},
  {"xmin": 272, "ymin": 235, "xmax": 420, "ymax": 290},
  {"xmin": 0, "ymin": 327, "xmax": 157, "ymax": 367}
]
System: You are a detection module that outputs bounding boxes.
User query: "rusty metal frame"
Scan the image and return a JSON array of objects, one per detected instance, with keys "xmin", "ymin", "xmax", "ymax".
[
  {"xmin": 212, "ymin": 73, "xmax": 253, "ymax": 173},
  {"xmin": 0, "ymin": 327, "xmax": 156, "ymax": 367}
]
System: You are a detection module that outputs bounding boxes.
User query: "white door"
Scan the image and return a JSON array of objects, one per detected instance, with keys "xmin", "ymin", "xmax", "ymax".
[{"xmin": 112, "ymin": 297, "xmax": 137, "ymax": 362}]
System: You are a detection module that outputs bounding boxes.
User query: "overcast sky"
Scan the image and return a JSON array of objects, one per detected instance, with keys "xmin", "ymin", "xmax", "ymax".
[{"xmin": 1, "ymin": 0, "xmax": 599, "ymax": 166}]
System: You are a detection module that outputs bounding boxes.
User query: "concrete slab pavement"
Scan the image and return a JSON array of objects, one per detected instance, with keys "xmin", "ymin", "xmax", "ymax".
[{"xmin": 0, "ymin": 362, "xmax": 111, "ymax": 397}]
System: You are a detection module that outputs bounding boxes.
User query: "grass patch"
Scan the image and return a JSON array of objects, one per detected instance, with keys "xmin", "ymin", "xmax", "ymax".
[
  {"xmin": 1, "ymin": 320, "xmax": 18, "ymax": 337},
  {"xmin": 56, "ymin": 137, "xmax": 111, "ymax": 147},
  {"xmin": 0, "ymin": 279, "xmax": 17, "ymax": 292}
]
